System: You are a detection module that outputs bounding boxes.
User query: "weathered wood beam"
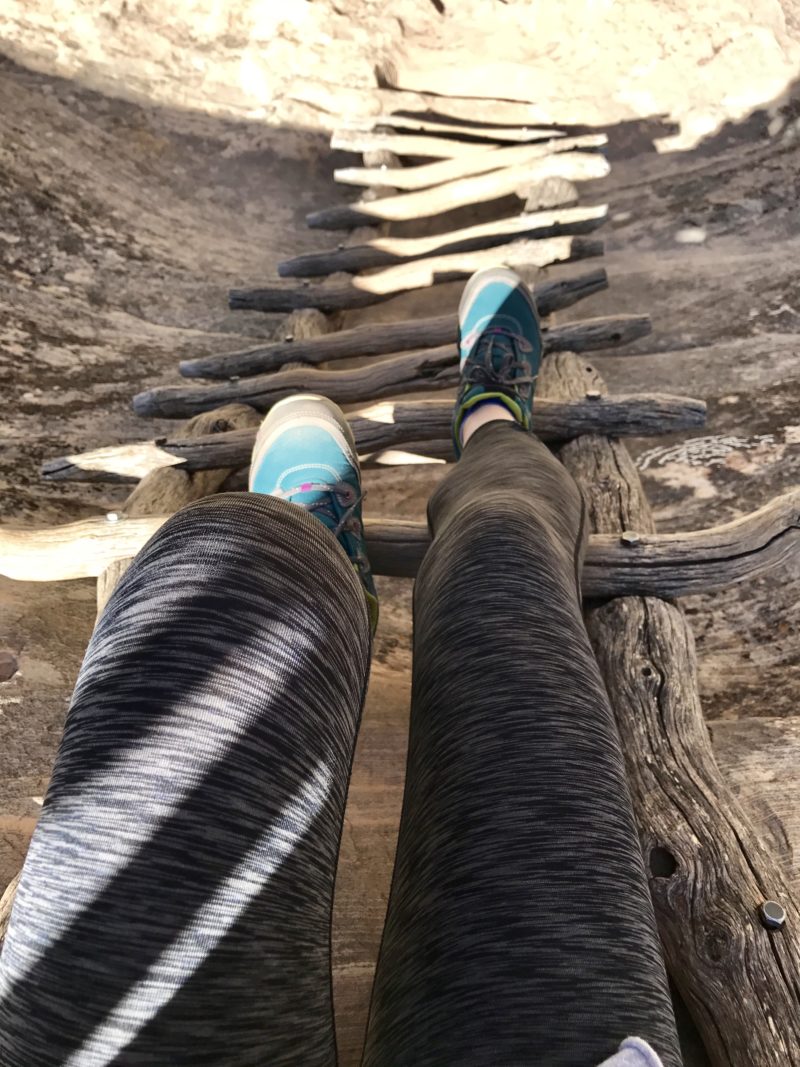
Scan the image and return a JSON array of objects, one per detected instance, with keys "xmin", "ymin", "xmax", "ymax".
[
  {"xmin": 542, "ymin": 351, "xmax": 800, "ymax": 1065},
  {"xmin": 95, "ymin": 403, "xmax": 263, "ymax": 613},
  {"xmin": 347, "ymin": 236, "xmax": 602, "ymax": 295},
  {"xmin": 42, "ymin": 392, "xmax": 705, "ymax": 483},
  {"xmin": 0, "ymin": 871, "xmax": 20, "ymax": 947},
  {"xmin": 338, "ymin": 114, "xmax": 564, "ymax": 143},
  {"xmin": 186, "ymin": 269, "xmax": 608, "ymax": 377},
  {"xmin": 230, "ymin": 256, "xmax": 608, "ymax": 315},
  {"xmin": 2, "ymin": 490, "xmax": 796, "ymax": 594},
  {"xmin": 290, "ymin": 80, "xmax": 567, "ymax": 128},
  {"xmin": 331, "ymin": 129, "xmax": 500, "ymax": 159},
  {"xmin": 307, "ymin": 151, "xmax": 610, "ymax": 229},
  {"xmin": 334, "ymin": 134, "xmax": 608, "ymax": 191},
  {"xmin": 279, "ymin": 205, "xmax": 608, "ymax": 279},
  {"xmin": 189, "ymin": 311, "xmax": 647, "ymax": 384},
  {"xmin": 133, "ymin": 314, "xmax": 650, "ymax": 419}
]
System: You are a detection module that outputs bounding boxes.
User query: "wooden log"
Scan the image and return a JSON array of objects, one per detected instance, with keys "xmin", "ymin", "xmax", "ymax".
[
  {"xmin": 333, "ymin": 134, "xmax": 608, "ymax": 191},
  {"xmin": 186, "ymin": 269, "xmax": 608, "ymax": 377},
  {"xmin": 42, "ymin": 391, "xmax": 706, "ymax": 483},
  {"xmin": 2, "ymin": 490, "xmax": 797, "ymax": 594},
  {"xmin": 289, "ymin": 80, "xmax": 567, "ymax": 128},
  {"xmin": 95, "ymin": 404, "xmax": 263, "ymax": 613},
  {"xmin": 338, "ymin": 114, "xmax": 564, "ymax": 143},
  {"xmin": 279, "ymin": 205, "xmax": 607, "ymax": 278},
  {"xmin": 229, "ymin": 261, "xmax": 608, "ymax": 316},
  {"xmin": 0, "ymin": 870, "xmax": 21, "ymax": 947},
  {"xmin": 330, "ymin": 129, "xmax": 500, "ymax": 159},
  {"xmin": 307, "ymin": 152, "xmax": 610, "ymax": 229},
  {"xmin": 347, "ymin": 236, "xmax": 603, "ymax": 296},
  {"xmin": 541, "ymin": 352, "xmax": 800, "ymax": 1065},
  {"xmin": 133, "ymin": 314, "xmax": 650, "ymax": 419}
]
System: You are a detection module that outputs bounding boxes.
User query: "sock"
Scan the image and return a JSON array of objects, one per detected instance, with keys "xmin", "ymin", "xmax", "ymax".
[{"xmin": 460, "ymin": 400, "xmax": 515, "ymax": 447}]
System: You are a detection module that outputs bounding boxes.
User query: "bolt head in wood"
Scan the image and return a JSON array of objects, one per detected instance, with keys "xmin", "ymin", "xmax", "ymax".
[
  {"xmin": 759, "ymin": 900, "xmax": 786, "ymax": 930},
  {"xmin": 585, "ymin": 390, "xmax": 602, "ymax": 401},
  {"xmin": 621, "ymin": 530, "xmax": 640, "ymax": 546}
]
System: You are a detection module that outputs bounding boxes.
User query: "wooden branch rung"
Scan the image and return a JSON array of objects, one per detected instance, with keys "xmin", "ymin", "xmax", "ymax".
[
  {"xmin": 307, "ymin": 151, "xmax": 610, "ymax": 229},
  {"xmin": 336, "ymin": 115, "xmax": 566, "ymax": 143},
  {"xmin": 3, "ymin": 490, "xmax": 797, "ymax": 595},
  {"xmin": 134, "ymin": 314, "xmax": 651, "ymax": 419},
  {"xmin": 330, "ymin": 129, "xmax": 505, "ymax": 158},
  {"xmin": 348, "ymin": 236, "xmax": 604, "ymax": 296},
  {"xmin": 183, "ymin": 311, "xmax": 647, "ymax": 384},
  {"xmin": 42, "ymin": 392, "xmax": 706, "ymax": 483},
  {"xmin": 186, "ymin": 269, "xmax": 609, "ymax": 378},
  {"xmin": 333, "ymin": 134, "xmax": 608, "ymax": 191},
  {"xmin": 230, "ymin": 252, "xmax": 608, "ymax": 315},
  {"xmin": 279, "ymin": 204, "xmax": 608, "ymax": 279}
]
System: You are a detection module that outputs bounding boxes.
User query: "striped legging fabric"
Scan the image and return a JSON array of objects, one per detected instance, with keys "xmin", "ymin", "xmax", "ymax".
[{"xmin": 0, "ymin": 421, "xmax": 682, "ymax": 1067}]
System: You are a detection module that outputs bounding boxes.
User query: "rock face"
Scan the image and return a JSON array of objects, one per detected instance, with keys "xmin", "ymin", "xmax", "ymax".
[{"xmin": 4, "ymin": 0, "xmax": 800, "ymax": 144}]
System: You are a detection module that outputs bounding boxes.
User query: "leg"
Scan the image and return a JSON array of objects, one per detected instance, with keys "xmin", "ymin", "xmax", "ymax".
[
  {"xmin": 0, "ymin": 492, "xmax": 371, "ymax": 1066},
  {"xmin": 363, "ymin": 424, "xmax": 681, "ymax": 1061},
  {"xmin": 364, "ymin": 424, "xmax": 680, "ymax": 1066}
]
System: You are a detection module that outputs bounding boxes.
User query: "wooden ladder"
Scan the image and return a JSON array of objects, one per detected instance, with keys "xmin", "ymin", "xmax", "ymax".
[{"xmin": 2, "ymin": 110, "xmax": 799, "ymax": 1065}]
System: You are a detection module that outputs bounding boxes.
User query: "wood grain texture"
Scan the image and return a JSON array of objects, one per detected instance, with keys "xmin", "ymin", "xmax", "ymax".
[
  {"xmin": 307, "ymin": 151, "xmax": 610, "ymax": 229},
  {"xmin": 330, "ymin": 129, "xmax": 499, "ymax": 159},
  {"xmin": 337, "ymin": 114, "xmax": 564, "ymax": 142},
  {"xmin": 42, "ymin": 391, "xmax": 706, "ymax": 483},
  {"xmin": 3, "ymin": 491, "xmax": 796, "ymax": 598},
  {"xmin": 191, "ymin": 270, "xmax": 608, "ymax": 375},
  {"xmin": 95, "ymin": 403, "xmax": 263, "ymax": 614},
  {"xmin": 347, "ymin": 236, "xmax": 604, "ymax": 295},
  {"xmin": 333, "ymin": 134, "xmax": 607, "ymax": 190},
  {"xmin": 541, "ymin": 352, "xmax": 800, "ymax": 1066},
  {"xmin": 0, "ymin": 870, "xmax": 21, "ymax": 948},
  {"xmin": 278, "ymin": 205, "xmax": 608, "ymax": 278},
  {"xmin": 133, "ymin": 315, "xmax": 650, "ymax": 419}
]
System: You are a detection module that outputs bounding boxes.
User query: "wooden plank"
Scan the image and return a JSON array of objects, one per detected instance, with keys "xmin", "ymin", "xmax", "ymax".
[
  {"xmin": 229, "ymin": 261, "xmax": 608, "ymax": 316},
  {"xmin": 307, "ymin": 151, "xmax": 610, "ymax": 229},
  {"xmin": 338, "ymin": 114, "xmax": 564, "ymax": 143},
  {"xmin": 333, "ymin": 134, "xmax": 607, "ymax": 191},
  {"xmin": 2, "ymin": 490, "xmax": 796, "ymax": 595},
  {"xmin": 347, "ymin": 236, "xmax": 603, "ymax": 296},
  {"xmin": 132, "ymin": 313, "xmax": 648, "ymax": 419},
  {"xmin": 185, "ymin": 269, "xmax": 609, "ymax": 378},
  {"xmin": 541, "ymin": 351, "xmax": 800, "ymax": 1066},
  {"xmin": 279, "ymin": 205, "xmax": 608, "ymax": 279},
  {"xmin": 42, "ymin": 391, "xmax": 706, "ymax": 483}
]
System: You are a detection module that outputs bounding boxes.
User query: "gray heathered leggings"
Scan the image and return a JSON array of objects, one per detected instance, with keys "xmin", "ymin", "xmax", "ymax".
[{"xmin": 0, "ymin": 421, "xmax": 681, "ymax": 1067}]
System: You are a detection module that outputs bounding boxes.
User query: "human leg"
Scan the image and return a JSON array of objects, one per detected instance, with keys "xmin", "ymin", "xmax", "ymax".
[
  {"xmin": 362, "ymin": 270, "xmax": 681, "ymax": 1067},
  {"xmin": 0, "ymin": 408, "xmax": 372, "ymax": 1066}
]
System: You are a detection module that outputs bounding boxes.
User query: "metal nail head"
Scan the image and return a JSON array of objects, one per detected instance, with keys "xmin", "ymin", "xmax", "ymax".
[
  {"xmin": 759, "ymin": 900, "xmax": 786, "ymax": 930},
  {"xmin": 585, "ymin": 390, "xmax": 602, "ymax": 401},
  {"xmin": 621, "ymin": 530, "xmax": 640, "ymax": 546}
]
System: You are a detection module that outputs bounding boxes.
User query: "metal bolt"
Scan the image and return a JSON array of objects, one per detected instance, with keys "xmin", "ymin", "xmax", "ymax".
[
  {"xmin": 621, "ymin": 530, "xmax": 640, "ymax": 546},
  {"xmin": 585, "ymin": 390, "xmax": 602, "ymax": 401},
  {"xmin": 106, "ymin": 512, "xmax": 119, "ymax": 523},
  {"xmin": 284, "ymin": 333, "xmax": 294, "ymax": 342},
  {"xmin": 759, "ymin": 900, "xmax": 786, "ymax": 930}
]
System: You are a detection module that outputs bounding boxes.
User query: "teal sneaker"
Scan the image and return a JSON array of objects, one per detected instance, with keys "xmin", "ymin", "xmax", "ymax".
[
  {"xmin": 453, "ymin": 266, "xmax": 543, "ymax": 458},
  {"xmin": 249, "ymin": 393, "xmax": 378, "ymax": 632}
]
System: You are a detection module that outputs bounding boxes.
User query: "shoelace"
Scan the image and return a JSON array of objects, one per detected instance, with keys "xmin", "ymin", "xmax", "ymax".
[
  {"xmin": 276, "ymin": 480, "xmax": 372, "ymax": 575},
  {"xmin": 463, "ymin": 326, "xmax": 537, "ymax": 400}
]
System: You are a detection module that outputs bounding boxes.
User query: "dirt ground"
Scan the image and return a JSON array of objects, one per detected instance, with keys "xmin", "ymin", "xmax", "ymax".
[{"xmin": 1, "ymin": 36, "xmax": 799, "ymax": 1066}]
